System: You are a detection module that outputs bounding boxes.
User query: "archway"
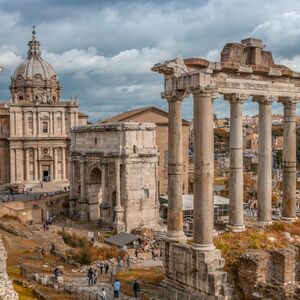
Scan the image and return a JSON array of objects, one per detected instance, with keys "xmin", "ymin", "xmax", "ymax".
[{"xmin": 87, "ymin": 167, "xmax": 102, "ymax": 220}]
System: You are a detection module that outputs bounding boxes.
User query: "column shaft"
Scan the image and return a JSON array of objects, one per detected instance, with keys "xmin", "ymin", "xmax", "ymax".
[
  {"xmin": 25, "ymin": 148, "xmax": 30, "ymax": 182},
  {"xmin": 53, "ymin": 148, "xmax": 57, "ymax": 180},
  {"xmin": 282, "ymin": 100, "xmax": 297, "ymax": 220},
  {"xmin": 114, "ymin": 160, "xmax": 125, "ymax": 232},
  {"xmin": 34, "ymin": 148, "xmax": 38, "ymax": 181},
  {"xmin": 257, "ymin": 99, "xmax": 273, "ymax": 224},
  {"xmin": 228, "ymin": 97, "xmax": 245, "ymax": 231},
  {"xmin": 193, "ymin": 90, "xmax": 215, "ymax": 250},
  {"xmin": 80, "ymin": 161, "xmax": 85, "ymax": 198},
  {"xmin": 167, "ymin": 97, "xmax": 186, "ymax": 243},
  {"xmin": 62, "ymin": 147, "xmax": 66, "ymax": 180},
  {"xmin": 101, "ymin": 165, "xmax": 106, "ymax": 203}
]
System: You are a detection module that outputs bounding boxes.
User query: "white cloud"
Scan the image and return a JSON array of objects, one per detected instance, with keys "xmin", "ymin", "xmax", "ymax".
[{"xmin": 43, "ymin": 46, "xmax": 173, "ymax": 77}]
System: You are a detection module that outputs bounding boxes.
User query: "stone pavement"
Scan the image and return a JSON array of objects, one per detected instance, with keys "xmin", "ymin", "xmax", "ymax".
[{"xmin": 64, "ymin": 276, "xmax": 138, "ymax": 300}]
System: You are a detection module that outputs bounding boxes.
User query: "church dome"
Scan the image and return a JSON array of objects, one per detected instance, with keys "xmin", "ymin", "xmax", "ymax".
[
  {"xmin": 13, "ymin": 56, "xmax": 56, "ymax": 81},
  {"xmin": 13, "ymin": 27, "xmax": 57, "ymax": 81},
  {"xmin": 10, "ymin": 27, "xmax": 60, "ymax": 104}
]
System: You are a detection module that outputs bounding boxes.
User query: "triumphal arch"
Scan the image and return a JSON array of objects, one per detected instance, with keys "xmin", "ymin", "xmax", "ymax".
[{"xmin": 152, "ymin": 38, "xmax": 299, "ymax": 299}]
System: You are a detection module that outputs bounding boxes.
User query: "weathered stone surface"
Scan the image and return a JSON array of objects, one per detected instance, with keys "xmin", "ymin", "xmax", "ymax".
[
  {"xmin": 163, "ymin": 242, "xmax": 231, "ymax": 299},
  {"xmin": 70, "ymin": 122, "xmax": 159, "ymax": 232},
  {"xmin": 0, "ymin": 238, "xmax": 19, "ymax": 300},
  {"xmin": 235, "ymin": 247, "xmax": 300, "ymax": 299}
]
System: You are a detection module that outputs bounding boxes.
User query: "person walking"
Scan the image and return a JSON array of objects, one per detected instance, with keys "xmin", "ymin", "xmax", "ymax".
[
  {"xmin": 98, "ymin": 288, "xmax": 106, "ymax": 300},
  {"xmin": 113, "ymin": 279, "xmax": 121, "ymax": 298},
  {"xmin": 99, "ymin": 262, "xmax": 104, "ymax": 274},
  {"xmin": 93, "ymin": 269, "xmax": 98, "ymax": 284},
  {"xmin": 133, "ymin": 280, "xmax": 140, "ymax": 298},
  {"xmin": 135, "ymin": 248, "xmax": 139, "ymax": 259},
  {"xmin": 87, "ymin": 267, "xmax": 93, "ymax": 286},
  {"xmin": 105, "ymin": 262, "xmax": 109, "ymax": 274}
]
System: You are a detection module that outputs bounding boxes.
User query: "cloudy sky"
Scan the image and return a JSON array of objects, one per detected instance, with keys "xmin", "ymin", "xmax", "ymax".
[{"xmin": 1, "ymin": 0, "xmax": 300, "ymax": 121}]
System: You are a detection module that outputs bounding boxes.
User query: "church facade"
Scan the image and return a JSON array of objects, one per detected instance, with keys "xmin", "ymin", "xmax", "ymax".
[{"xmin": 0, "ymin": 29, "xmax": 88, "ymax": 190}]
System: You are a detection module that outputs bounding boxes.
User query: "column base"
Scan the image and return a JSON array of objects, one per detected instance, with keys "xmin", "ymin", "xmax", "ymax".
[
  {"xmin": 191, "ymin": 243, "xmax": 216, "ymax": 252},
  {"xmin": 166, "ymin": 231, "xmax": 187, "ymax": 244},
  {"xmin": 226, "ymin": 224, "xmax": 246, "ymax": 233},
  {"xmin": 256, "ymin": 220, "xmax": 272, "ymax": 227},
  {"xmin": 281, "ymin": 216, "xmax": 298, "ymax": 223}
]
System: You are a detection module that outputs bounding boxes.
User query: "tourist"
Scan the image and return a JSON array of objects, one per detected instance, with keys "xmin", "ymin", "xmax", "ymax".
[
  {"xmin": 98, "ymin": 287, "xmax": 106, "ymax": 300},
  {"xmin": 93, "ymin": 269, "xmax": 98, "ymax": 284},
  {"xmin": 122, "ymin": 244, "xmax": 127, "ymax": 252},
  {"xmin": 54, "ymin": 267, "xmax": 60, "ymax": 282},
  {"xmin": 113, "ymin": 279, "xmax": 121, "ymax": 298},
  {"xmin": 104, "ymin": 262, "xmax": 109, "ymax": 274},
  {"xmin": 99, "ymin": 262, "xmax": 104, "ymax": 274},
  {"xmin": 117, "ymin": 256, "xmax": 122, "ymax": 265},
  {"xmin": 127, "ymin": 256, "xmax": 131, "ymax": 267},
  {"xmin": 133, "ymin": 280, "xmax": 140, "ymax": 298},
  {"xmin": 135, "ymin": 248, "xmax": 139, "ymax": 259},
  {"xmin": 87, "ymin": 267, "xmax": 94, "ymax": 286}
]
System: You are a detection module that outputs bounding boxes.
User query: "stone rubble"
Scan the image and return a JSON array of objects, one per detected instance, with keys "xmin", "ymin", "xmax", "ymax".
[{"xmin": 0, "ymin": 238, "xmax": 19, "ymax": 300}]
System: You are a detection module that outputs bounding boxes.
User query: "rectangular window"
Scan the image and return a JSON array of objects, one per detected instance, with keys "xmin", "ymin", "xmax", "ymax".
[{"xmin": 42, "ymin": 122, "xmax": 48, "ymax": 133}]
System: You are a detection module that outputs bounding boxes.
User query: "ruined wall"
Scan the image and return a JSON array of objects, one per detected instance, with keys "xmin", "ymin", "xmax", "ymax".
[
  {"xmin": 0, "ymin": 238, "xmax": 19, "ymax": 300},
  {"xmin": 124, "ymin": 158, "xmax": 159, "ymax": 232},
  {"xmin": 163, "ymin": 242, "xmax": 231, "ymax": 300},
  {"xmin": 235, "ymin": 246, "xmax": 300, "ymax": 300}
]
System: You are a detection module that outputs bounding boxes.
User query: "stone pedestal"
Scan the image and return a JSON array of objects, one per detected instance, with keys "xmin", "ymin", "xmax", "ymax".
[
  {"xmin": 163, "ymin": 242, "xmax": 231, "ymax": 300},
  {"xmin": 113, "ymin": 206, "xmax": 125, "ymax": 232}
]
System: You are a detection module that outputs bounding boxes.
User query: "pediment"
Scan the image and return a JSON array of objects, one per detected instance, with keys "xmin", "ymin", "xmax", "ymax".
[{"xmin": 40, "ymin": 155, "xmax": 52, "ymax": 161}]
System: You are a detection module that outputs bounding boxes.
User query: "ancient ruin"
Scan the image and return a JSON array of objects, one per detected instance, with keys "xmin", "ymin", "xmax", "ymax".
[
  {"xmin": 152, "ymin": 38, "xmax": 300, "ymax": 299},
  {"xmin": 0, "ymin": 238, "xmax": 18, "ymax": 300},
  {"xmin": 69, "ymin": 122, "xmax": 159, "ymax": 232}
]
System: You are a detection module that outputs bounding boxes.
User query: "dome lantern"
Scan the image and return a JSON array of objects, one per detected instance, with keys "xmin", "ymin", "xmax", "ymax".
[{"xmin": 10, "ymin": 26, "xmax": 60, "ymax": 104}]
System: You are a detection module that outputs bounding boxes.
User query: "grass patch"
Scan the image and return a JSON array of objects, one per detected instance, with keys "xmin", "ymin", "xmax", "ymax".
[
  {"xmin": 0, "ymin": 214, "xmax": 21, "ymax": 223},
  {"xmin": 68, "ymin": 245, "xmax": 121, "ymax": 265},
  {"xmin": 116, "ymin": 267, "xmax": 164, "ymax": 298},
  {"xmin": 58, "ymin": 230, "xmax": 91, "ymax": 248},
  {"xmin": 214, "ymin": 220, "xmax": 300, "ymax": 266},
  {"xmin": 13, "ymin": 281, "xmax": 37, "ymax": 300}
]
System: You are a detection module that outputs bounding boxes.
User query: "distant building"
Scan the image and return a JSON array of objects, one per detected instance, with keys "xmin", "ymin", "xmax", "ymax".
[
  {"xmin": 0, "ymin": 29, "xmax": 88, "ymax": 190},
  {"xmin": 102, "ymin": 106, "xmax": 190, "ymax": 195}
]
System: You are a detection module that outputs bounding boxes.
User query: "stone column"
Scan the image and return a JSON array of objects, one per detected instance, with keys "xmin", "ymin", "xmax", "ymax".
[
  {"xmin": 62, "ymin": 111, "xmax": 66, "ymax": 135},
  {"xmin": 53, "ymin": 148, "xmax": 57, "ymax": 181},
  {"xmin": 10, "ymin": 148, "xmax": 16, "ymax": 183},
  {"xmin": 165, "ymin": 92, "xmax": 187, "ymax": 243},
  {"xmin": 113, "ymin": 160, "xmax": 125, "ymax": 232},
  {"xmin": 192, "ymin": 87, "xmax": 216, "ymax": 251},
  {"xmin": 79, "ymin": 158, "xmax": 88, "ymax": 220},
  {"xmin": 69, "ymin": 159, "xmax": 76, "ymax": 199},
  {"xmin": 25, "ymin": 148, "xmax": 30, "ymax": 182},
  {"xmin": 280, "ymin": 98, "xmax": 298, "ymax": 221},
  {"xmin": 62, "ymin": 147, "xmax": 66, "ymax": 180},
  {"xmin": 101, "ymin": 164, "xmax": 106, "ymax": 203},
  {"xmin": 254, "ymin": 96, "xmax": 273, "ymax": 225},
  {"xmin": 225, "ymin": 94, "xmax": 246, "ymax": 232},
  {"xmin": 34, "ymin": 148, "xmax": 39, "ymax": 181}
]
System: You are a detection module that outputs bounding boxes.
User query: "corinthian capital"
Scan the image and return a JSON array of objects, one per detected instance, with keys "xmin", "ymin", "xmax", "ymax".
[
  {"xmin": 252, "ymin": 95, "xmax": 275, "ymax": 105},
  {"xmin": 223, "ymin": 93, "xmax": 248, "ymax": 103},
  {"xmin": 188, "ymin": 85, "xmax": 219, "ymax": 99},
  {"xmin": 163, "ymin": 90, "xmax": 188, "ymax": 102},
  {"xmin": 278, "ymin": 96, "xmax": 298, "ymax": 108}
]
